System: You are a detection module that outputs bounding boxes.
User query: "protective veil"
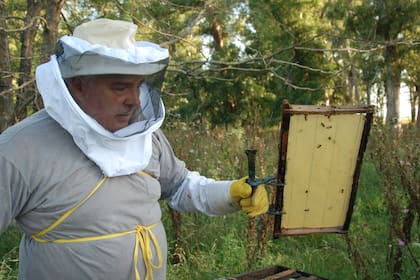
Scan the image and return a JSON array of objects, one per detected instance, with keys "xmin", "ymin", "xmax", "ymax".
[
  {"xmin": 35, "ymin": 19, "xmax": 170, "ymax": 177},
  {"xmin": 36, "ymin": 56, "xmax": 165, "ymax": 177}
]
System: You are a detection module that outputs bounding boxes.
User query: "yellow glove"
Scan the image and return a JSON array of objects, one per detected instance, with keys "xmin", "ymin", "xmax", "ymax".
[{"xmin": 230, "ymin": 177, "xmax": 269, "ymax": 217}]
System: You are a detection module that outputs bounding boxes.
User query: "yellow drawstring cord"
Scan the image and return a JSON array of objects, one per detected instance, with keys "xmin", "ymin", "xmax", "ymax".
[
  {"xmin": 32, "ymin": 176, "xmax": 108, "ymax": 239},
  {"xmin": 134, "ymin": 224, "xmax": 163, "ymax": 280},
  {"xmin": 31, "ymin": 171, "xmax": 162, "ymax": 280},
  {"xmin": 33, "ymin": 223, "xmax": 162, "ymax": 280}
]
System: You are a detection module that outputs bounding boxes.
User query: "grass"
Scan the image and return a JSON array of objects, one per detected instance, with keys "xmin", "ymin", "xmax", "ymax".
[
  {"xmin": 162, "ymin": 123, "xmax": 419, "ymax": 280},
  {"xmin": 0, "ymin": 225, "xmax": 20, "ymax": 280},
  {"xmin": 1, "ymin": 123, "xmax": 419, "ymax": 279}
]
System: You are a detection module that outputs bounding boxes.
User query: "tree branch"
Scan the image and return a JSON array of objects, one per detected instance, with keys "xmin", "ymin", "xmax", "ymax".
[
  {"xmin": 0, "ymin": 78, "xmax": 35, "ymax": 97},
  {"xmin": 0, "ymin": 16, "xmax": 46, "ymax": 32}
]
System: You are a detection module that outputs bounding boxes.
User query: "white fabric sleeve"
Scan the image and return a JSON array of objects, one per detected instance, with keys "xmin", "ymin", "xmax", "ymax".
[{"xmin": 167, "ymin": 171, "xmax": 239, "ymax": 216}]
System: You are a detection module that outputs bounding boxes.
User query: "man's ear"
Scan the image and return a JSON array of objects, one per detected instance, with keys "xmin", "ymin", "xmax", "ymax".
[
  {"xmin": 69, "ymin": 77, "xmax": 83, "ymax": 93},
  {"xmin": 67, "ymin": 77, "xmax": 85, "ymax": 106}
]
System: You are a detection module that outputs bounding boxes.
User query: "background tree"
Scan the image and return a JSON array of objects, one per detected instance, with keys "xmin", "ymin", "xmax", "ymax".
[
  {"xmin": 341, "ymin": 0, "xmax": 419, "ymax": 125},
  {"xmin": 246, "ymin": 0, "xmax": 336, "ymax": 117},
  {"xmin": 0, "ymin": 0, "xmax": 418, "ymax": 128},
  {"xmin": 41, "ymin": 0, "xmax": 66, "ymax": 61},
  {"xmin": 0, "ymin": 0, "xmax": 13, "ymax": 132},
  {"xmin": 15, "ymin": 0, "xmax": 42, "ymax": 119},
  {"xmin": 401, "ymin": 40, "xmax": 420, "ymax": 127}
]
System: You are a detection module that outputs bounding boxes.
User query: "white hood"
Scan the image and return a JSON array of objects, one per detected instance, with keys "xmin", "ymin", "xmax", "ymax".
[{"xmin": 35, "ymin": 55, "xmax": 165, "ymax": 177}]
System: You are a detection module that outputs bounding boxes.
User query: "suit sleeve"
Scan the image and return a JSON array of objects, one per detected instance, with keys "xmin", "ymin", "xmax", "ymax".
[
  {"xmin": 154, "ymin": 130, "xmax": 238, "ymax": 216},
  {"xmin": 0, "ymin": 155, "xmax": 29, "ymax": 234}
]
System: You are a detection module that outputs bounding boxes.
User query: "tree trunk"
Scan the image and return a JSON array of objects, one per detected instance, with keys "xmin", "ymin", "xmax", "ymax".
[
  {"xmin": 41, "ymin": 0, "xmax": 66, "ymax": 63},
  {"xmin": 347, "ymin": 68, "xmax": 354, "ymax": 104},
  {"xmin": 0, "ymin": 0, "xmax": 14, "ymax": 132},
  {"xmin": 384, "ymin": 73, "xmax": 400, "ymax": 125},
  {"xmin": 348, "ymin": 64, "xmax": 360, "ymax": 104},
  {"xmin": 416, "ymin": 85, "xmax": 420, "ymax": 128},
  {"xmin": 384, "ymin": 45, "xmax": 401, "ymax": 125},
  {"xmin": 366, "ymin": 83, "xmax": 372, "ymax": 106},
  {"xmin": 408, "ymin": 86, "xmax": 416, "ymax": 124},
  {"xmin": 16, "ymin": 0, "xmax": 43, "ymax": 120}
]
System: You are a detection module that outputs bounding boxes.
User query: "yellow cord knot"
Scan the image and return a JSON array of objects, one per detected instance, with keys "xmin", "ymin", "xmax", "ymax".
[{"xmin": 133, "ymin": 224, "xmax": 163, "ymax": 280}]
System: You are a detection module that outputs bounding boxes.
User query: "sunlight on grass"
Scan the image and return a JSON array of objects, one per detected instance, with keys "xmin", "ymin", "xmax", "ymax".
[{"xmin": 1, "ymin": 124, "xmax": 418, "ymax": 280}]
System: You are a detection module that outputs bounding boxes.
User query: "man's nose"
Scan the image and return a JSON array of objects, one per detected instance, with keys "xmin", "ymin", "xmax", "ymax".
[{"xmin": 125, "ymin": 87, "xmax": 141, "ymax": 107}]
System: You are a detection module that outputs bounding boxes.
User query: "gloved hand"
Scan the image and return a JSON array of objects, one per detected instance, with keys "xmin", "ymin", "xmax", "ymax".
[{"xmin": 230, "ymin": 177, "xmax": 269, "ymax": 217}]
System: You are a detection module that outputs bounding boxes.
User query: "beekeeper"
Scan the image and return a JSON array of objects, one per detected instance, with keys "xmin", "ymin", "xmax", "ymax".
[{"xmin": 0, "ymin": 18, "xmax": 268, "ymax": 280}]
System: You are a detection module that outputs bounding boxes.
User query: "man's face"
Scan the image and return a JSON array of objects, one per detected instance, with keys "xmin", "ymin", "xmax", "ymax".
[{"xmin": 70, "ymin": 74, "xmax": 144, "ymax": 132}]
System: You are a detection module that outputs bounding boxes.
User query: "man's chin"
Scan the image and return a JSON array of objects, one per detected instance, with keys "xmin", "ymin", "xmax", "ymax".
[{"xmin": 115, "ymin": 114, "xmax": 131, "ymax": 124}]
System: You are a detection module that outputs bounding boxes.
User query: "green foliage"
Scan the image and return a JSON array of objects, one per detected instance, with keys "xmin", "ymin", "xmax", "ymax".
[
  {"xmin": 0, "ymin": 226, "xmax": 21, "ymax": 280},
  {"xmin": 247, "ymin": 0, "xmax": 332, "ymax": 106},
  {"xmin": 2, "ymin": 0, "xmax": 418, "ymax": 127},
  {"xmin": 1, "ymin": 125, "xmax": 419, "ymax": 279},
  {"xmin": 161, "ymin": 124, "xmax": 419, "ymax": 280},
  {"xmin": 326, "ymin": 0, "xmax": 419, "ymax": 119},
  {"xmin": 368, "ymin": 124, "xmax": 420, "ymax": 279},
  {"xmin": 165, "ymin": 125, "xmax": 420, "ymax": 280}
]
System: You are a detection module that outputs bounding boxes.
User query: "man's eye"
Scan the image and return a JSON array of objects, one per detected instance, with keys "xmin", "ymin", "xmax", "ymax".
[{"xmin": 112, "ymin": 86, "xmax": 128, "ymax": 92}]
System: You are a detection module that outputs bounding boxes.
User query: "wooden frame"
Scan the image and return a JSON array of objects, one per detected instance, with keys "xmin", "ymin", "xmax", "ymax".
[{"xmin": 272, "ymin": 100, "xmax": 374, "ymax": 238}]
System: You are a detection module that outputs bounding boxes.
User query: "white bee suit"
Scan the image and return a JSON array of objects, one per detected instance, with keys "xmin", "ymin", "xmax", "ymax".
[{"xmin": 0, "ymin": 57, "xmax": 237, "ymax": 280}]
